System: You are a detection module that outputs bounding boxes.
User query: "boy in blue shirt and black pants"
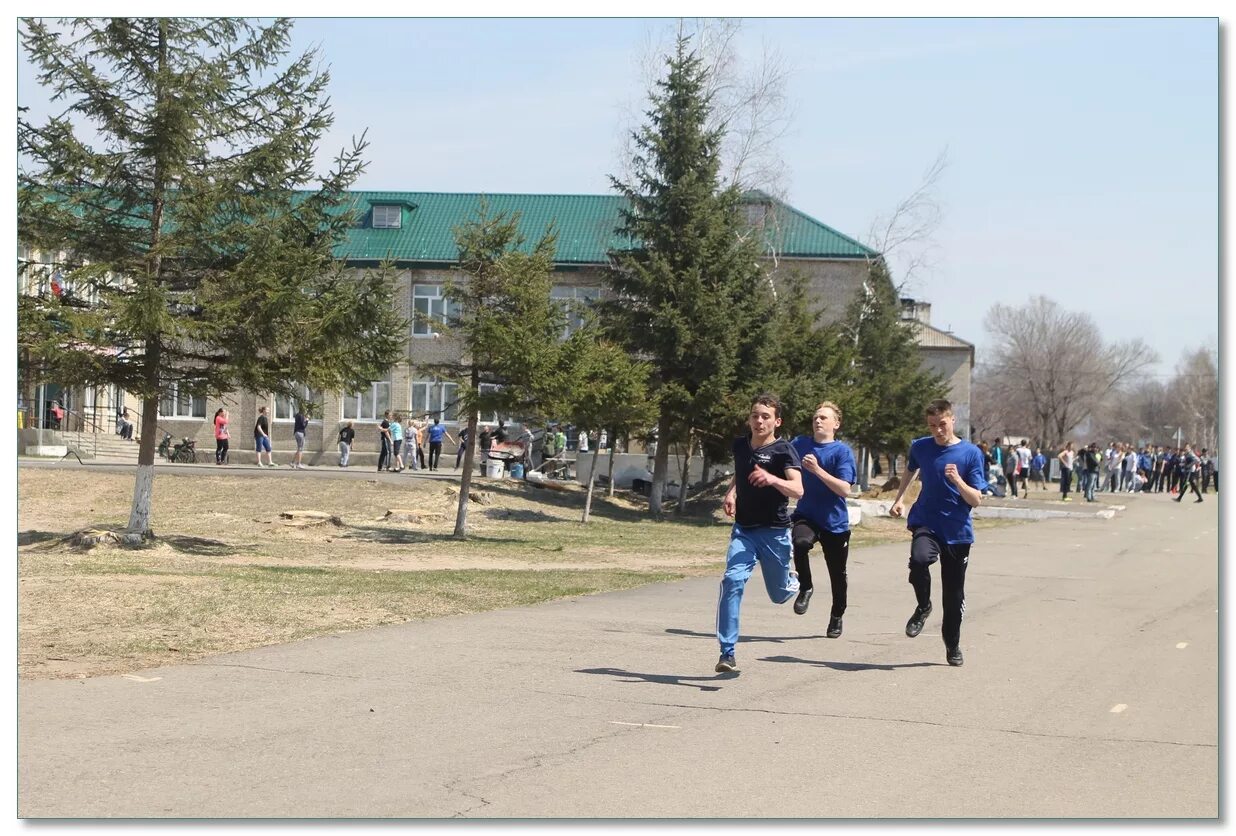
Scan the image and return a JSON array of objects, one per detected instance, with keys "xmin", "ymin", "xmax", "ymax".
[
  {"xmin": 890, "ymin": 399, "xmax": 988, "ymax": 667},
  {"xmin": 789, "ymin": 400, "xmax": 857, "ymax": 639}
]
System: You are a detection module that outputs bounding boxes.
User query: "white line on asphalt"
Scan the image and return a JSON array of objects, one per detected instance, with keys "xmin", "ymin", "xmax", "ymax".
[
  {"xmin": 1110, "ymin": 704, "xmax": 1128, "ymax": 714},
  {"xmin": 1177, "ymin": 642, "xmax": 1189, "ymax": 649},
  {"xmin": 121, "ymin": 674, "xmax": 161, "ymax": 682},
  {"xmin": 610, "ymin": 721, "xmax": 680, "ymax": 729}
]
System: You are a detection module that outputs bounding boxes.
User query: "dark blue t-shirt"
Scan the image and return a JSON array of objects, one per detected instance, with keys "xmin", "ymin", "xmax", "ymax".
[
  {"xmin": 905, "ymin": 435, "xmax": 989, "ymax": 544},
  {"xmin": 790, "ymin": 435, "xmax": 856, "ymax": 533},
  {"xmin": 732, "ymin": 436, "xmax": 801, "ymax": 529},
  {"xmin": 293, "ymin": 413, "xmax": 308, "ymax": 434},
  {"xmin": 428, "ymin": 424, "xmax": 447, "ymax": 443}
]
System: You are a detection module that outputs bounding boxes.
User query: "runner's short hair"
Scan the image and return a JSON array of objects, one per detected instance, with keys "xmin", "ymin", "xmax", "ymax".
[
  {"xmin": 924, "ymin": 399, "xmax": 953, "ymax": 418},
  {"xmin": 751, "ymin": 392, "xmax": 782, "ymax": 420},
  {"xmin": 815, "ymin": 401, "xmax": 842, "ymax": 423}
]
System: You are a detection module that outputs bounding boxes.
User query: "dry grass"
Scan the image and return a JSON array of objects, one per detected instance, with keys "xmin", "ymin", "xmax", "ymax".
[{"xmin": 17, "ymin": 466, "xmax": 995, "ymax": 680}]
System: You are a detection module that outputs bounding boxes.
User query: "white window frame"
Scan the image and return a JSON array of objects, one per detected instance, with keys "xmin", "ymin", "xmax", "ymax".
[
  {"xmin": 477, "ymin": 383, "xmax": 513, "ymax": 426},
  {"xmin": 274, "ymin": 385, "xmax": 323, "ymax": 421},
  {"xmin": 159, "ymin": 382, "xmax": 206, "ymax": 419},
  {"xmin": 412, "ymin": 283, "xmax": 457, "ymax": 337},
  {"xmin": 342, "ymin": 380, "xmax": 391, "ymax": 422},
  {"xmin": 410, "ymin": 379, "xmax": 461, "ymax": 423},
  {"xmin": 372, "ymin": 205, "xmax": 402, "ymax": 229},
  {"xmin": 20, "ymin": 247, "xmax": 57, "ymax": 297},
  {"xmin": 550, "ymin": 285, "xmax": 601, "ymax": 337}
]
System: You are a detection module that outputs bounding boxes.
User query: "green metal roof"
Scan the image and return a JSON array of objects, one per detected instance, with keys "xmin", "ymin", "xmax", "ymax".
[{"xmin": 330, "ymin": 191, "xmax": 878, "ymax": 265}]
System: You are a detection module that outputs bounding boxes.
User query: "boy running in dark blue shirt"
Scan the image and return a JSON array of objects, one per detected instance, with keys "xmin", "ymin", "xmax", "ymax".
[
  {"xmin": 789, "ymin": 401, "xmax": 857, "ymax": 638},
  {"xmin": 715, "ymin": 393, "xmax": 803, "ymax": 673},
  {"xmin": 890, "ymin": 399, "xmax": 988, "ymax": 667}
]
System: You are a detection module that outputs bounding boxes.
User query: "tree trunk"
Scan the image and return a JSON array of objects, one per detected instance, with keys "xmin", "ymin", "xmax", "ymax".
[
  {"xmin": 582, "ymin": 444, "xmax": 600, "ymax": 524},
  {"xmin": 606, "ymin": 435, "xmax": 617, "ymax": 498},
  {"xmin": 127, "ymin": 341, "xmax": 161, "ymax": 535},
  {"xmin": 648, "ymin": 411, "xmax": 673, "ymax": 516},
  {"xmin": 453, "ymin": 408, "xmax": 480, "ymax": 539},
  {"xmin": 676, "ymin": 429, "xmax": 693, "ymax": 512},
  {"xmin": 127, "ymin": 389, "xmax": 160, "ymax": 535}
]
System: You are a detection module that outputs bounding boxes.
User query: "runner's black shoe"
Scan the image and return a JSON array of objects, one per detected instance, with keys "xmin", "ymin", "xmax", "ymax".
[
  {"xmin": 905, "ymin": 604, "xmax": 932, "ymax": 638},
  {"xmin": 826, "ymin": 615, "xmax": 843, "ymax": 638},
  {"xmin": 793, "ymin": 587, "xmax": 813, "ymax": 615},
  {"xmin": 946, "ymin": 645, "xmax": 964, "ymax": 666},
  {"xmin": 715, "ymin": 654, "xmax": 737, "ymax": 673}
]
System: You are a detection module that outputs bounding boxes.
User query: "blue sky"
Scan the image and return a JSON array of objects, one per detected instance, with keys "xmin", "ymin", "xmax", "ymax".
[{"xmin": 15, "ymin": 17, "xmax": 1220, "ymax": 378}]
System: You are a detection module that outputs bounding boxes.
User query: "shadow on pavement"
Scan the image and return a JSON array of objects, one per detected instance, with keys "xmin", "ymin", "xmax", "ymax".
[
  {"xmin": 761, "ymin": 654, "xmax": 941, "ymax": 671},
  {"xmin": 665, "ymin": 628, "xmax": 828, "ymax": 643},
  {"xmin": 575, "ymin": 666, "xmax": 729, "ymax": 691}
]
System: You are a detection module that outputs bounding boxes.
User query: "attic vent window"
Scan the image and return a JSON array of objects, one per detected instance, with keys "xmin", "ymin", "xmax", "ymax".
[
  {"xmin": 742, "ymin": 202, "xmax": 768, "ymax": 227},
  {"xmin": 372, "ymin": 205, "xmax": 402, "ymax": 229}
]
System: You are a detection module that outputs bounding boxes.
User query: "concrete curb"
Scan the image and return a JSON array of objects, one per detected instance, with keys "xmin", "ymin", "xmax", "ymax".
[{"xmin": 850, "ymin": 498, "xmax": 1122, "ymax": 523}]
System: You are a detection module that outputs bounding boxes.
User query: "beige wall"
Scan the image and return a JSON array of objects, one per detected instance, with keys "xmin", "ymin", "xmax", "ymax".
[
  {"xmin": 61, "ymin": 255, "xmax": 936, "ymax": 454},
  {"xmin": 918, "ymin": 346, "xmax": 974, "ymax": 439}
]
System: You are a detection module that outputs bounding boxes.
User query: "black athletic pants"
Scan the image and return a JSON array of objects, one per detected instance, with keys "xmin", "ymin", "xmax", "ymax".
[
  {"xmin": 429, "ymin": 441, "xmax": 443, "ymax": 470},
  {"xmin": 791, "ymin": 521, "xmax": 850, "ymax": 618},
  {"xmin": 908, "ymin": 528, "xmax": 970, "ymax": 650},
  {"xmin": 215, "ymin": 438, "xmax": 228, "ymax": 464},
  {"xmin": 1176, "ymin": 473, "xmax": 1202, "ymax": 501},
  {"xmin": 377, "ymin": 438, "xmax": 390, "ymax": 471}
]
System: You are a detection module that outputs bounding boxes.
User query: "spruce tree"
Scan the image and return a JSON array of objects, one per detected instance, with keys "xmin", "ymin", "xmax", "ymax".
[
  {"xmin": 18, "ymin": 18, "xmax": 405, "ymax": 536},
  {"xmin": 422, "ymin": 205, "xmax": 567, "ymax": 538},
  {"xmin": 607, "ymin": 34, "xmax": 773, "ymax": 515},
  {"xmin": 844, "ymin": 260, "xmax": 948, "ymax": 485},
  {"xmin": 557, "ymin": 332, "xmax": 657, "ymax": 523}
]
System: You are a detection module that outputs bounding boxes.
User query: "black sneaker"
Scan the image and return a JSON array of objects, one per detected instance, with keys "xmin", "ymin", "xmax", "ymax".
[
  {"xmin": 1196, "ymin": 498, "xmax": 1204, "ymax": 503},
  {"xmin": 793, "ymin": 587, "xmax": 814, "ymax": 615},
  {"xmin": 906, "ymin": 604, "xmax": 932, "ymax": 638},
  {"xmin": 946, "ymin": 645, "xmax": 964, "ymax": 666},
  {"xmin": 715, "ymin": 654, "xmax": 737, "ymax": 673},
  {"xmin": 826, "ymin": 615, "xmax": 843, "ymax": 639}
]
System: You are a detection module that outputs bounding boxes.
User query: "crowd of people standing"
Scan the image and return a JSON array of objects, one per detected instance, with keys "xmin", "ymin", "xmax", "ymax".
[{"xmin": 978, "ymin": 437, "xmax": 1216, "ymax": 504}]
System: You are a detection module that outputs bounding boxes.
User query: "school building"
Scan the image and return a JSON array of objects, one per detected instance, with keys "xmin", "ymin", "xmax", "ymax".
[{"xmin": 17, "ymin": 190, "xmax": 974, "ymax": 464}]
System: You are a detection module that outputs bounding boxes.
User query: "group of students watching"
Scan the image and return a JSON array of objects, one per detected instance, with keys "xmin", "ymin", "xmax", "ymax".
[{"xmin": 978, "ymin": 438, "xmax": 1216, "ymax": 503}]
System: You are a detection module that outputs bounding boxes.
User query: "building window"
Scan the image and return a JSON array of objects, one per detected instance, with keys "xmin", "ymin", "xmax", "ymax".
[
  {"xmin": 372, "ymin": 205, "xmax": 402, "ymax": 229},
  {"xmin": 550, "ymin": 285, "xmax": 601, "ymax": 336},
  {"xmin": 412, "ymin": 284, "xmax": 457, "ymax": 336},
  {"xmin": 19, "ymin": 247, "xmax": 58, "ymax": 297},
  {"xmin": 342, "ymin": 380, "xmax": 391, "ymax": 421},
  {"xmin": 159, "ymin": 382, "xmax": 206, "ymax": 418},
  {"xmin": 477, "ymin": 383, "xmax": 513, "ymax": 426},
  {"xmin": 742, "ymin": 202, "xmax": 768, "ymax": 227},
  {"xmin": 274, "ymin": 385, "xmax": 322, "ymax": 421},
  {"xmin": 410, "ymin": 380, "xmax": 460, "ymax": 422}
]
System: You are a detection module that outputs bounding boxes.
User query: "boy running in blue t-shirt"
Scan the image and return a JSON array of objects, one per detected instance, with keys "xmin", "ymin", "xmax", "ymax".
[
  {"xmin": 715, "ymin": 393, "xmax": 803, "ymax": 673},
  {"xmin": 889, "ymin": 399, "xmax": 988, "ymax": 667},
  {"xmin": 789, "ymin": 401, "xmax": 857, "ymax": 638}
]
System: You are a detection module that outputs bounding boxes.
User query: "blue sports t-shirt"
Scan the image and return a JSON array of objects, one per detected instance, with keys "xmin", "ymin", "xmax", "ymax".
[
  {"xmin": 390, "ymin": 421, "xmax": 403, "ymax": 441},
  {"xmin": 428, "ymin": 424, "xmax": 447, "ymax": 443},
  {"xmin": 905, "ymin": 435, "xmax": 989, "ymax": 544},
  {"xmin": 731, "ymin": 436, "xmax": 802, "ymax": 529},
  {"xmin": 790, "ymin": 436, "xmax": 856, "ymax": 533}
]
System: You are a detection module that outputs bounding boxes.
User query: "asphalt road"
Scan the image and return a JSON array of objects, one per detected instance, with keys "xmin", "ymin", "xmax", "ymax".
[{"xmin": 18, "ymin": 491, "xmax": 1218, "ymax": 818}]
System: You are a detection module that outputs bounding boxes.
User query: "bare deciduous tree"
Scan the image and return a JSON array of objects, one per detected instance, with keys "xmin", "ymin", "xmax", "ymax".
[
  {"xmin": 618, "ymin": 18, "xmax": 793, "ymax": 197},
  {"xmin": 1167, "ymin": 345, "xmax": 1218, "ymax": 450},
  {"xmin": 866, "ymin": 149, "xmax": 949, "ymax": 290},
  {"xmin": 981, "ymin": 296, "xmax": 1158, "ymax": 446}
]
